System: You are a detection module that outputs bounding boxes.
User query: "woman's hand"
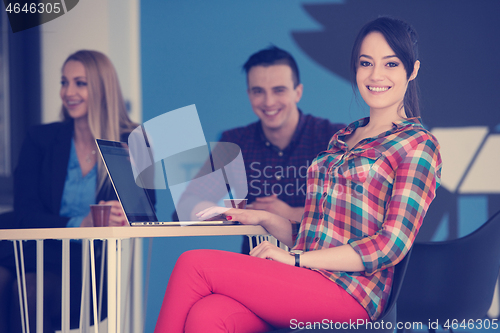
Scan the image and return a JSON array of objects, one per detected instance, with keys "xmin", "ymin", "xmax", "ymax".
[
  {"xmin": 250, "ymin": 241, "xmax": 294, "ymax": 266},
  {"xmin": 98, "ymin": 200, "xmax": 128, "ymax": 226},
  {"xmin": 195, "ymin": 206, "xmax": 270, "ymax": 225},
  {"xmin": 223, "ymin": 208, "xmax": 271, "ymax": 225},
  {"xmin": 195, "ymin": 205, "xmax": 231, "ymax": 221},
  {"xmin": 197, "ymin": 205, "xmax": 296, "ymax": 247}
]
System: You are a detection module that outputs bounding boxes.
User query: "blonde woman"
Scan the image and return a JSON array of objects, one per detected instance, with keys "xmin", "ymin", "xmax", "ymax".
[{"xmin": 0, "ymin": 50, "xmax": 140, "ymax": 332}]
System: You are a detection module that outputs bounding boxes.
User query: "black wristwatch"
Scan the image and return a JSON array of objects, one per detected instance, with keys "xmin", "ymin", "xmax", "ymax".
[{"xmin": 289, "ymin": 250, "xmax": 304, "ymax": 267}]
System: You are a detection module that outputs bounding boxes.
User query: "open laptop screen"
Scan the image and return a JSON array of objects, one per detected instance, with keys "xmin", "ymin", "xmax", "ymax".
[{"xmin": 96, "ymin": 139, "xmax": 157, "ymax": 223}]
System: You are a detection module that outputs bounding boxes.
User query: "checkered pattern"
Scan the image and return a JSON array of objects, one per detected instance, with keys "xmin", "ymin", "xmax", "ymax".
[{"xmin": 292, "ymin": 117, "xmax": 442, "ymax": 321}]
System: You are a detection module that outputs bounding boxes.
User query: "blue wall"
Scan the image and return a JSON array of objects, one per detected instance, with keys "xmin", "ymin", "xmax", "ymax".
[
  {"xmin": 140, "ymin": 2, "xmax": 357, "ymax": 330},
  {"xmin": 140, "ymin": 1, "xmax": 500, "ymax": 330}
]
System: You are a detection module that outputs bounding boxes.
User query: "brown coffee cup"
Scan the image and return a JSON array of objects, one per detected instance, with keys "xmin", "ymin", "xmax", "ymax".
[{"xmin": 90, "ymin": 204, "xmax": 112, "ymax": 227}]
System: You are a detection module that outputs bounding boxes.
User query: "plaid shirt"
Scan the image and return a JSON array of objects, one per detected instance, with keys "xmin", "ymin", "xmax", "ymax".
[
  {"xmin": 291, "ymin": 117, "xmax": 442, "ymax": 321},
  {"xmin": 220, "ymin": 111, "xmax": 345, "ymax": 207}
]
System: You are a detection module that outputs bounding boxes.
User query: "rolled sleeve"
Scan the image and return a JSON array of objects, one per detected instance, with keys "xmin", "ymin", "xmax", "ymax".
[{"xmin": 349, "ymin": 138, "xmax": 441, "ymax": 275}]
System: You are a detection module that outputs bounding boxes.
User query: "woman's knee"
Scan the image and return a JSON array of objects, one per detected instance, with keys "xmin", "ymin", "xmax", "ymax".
[
  {"xmin": 185, "ymin": 294, "xmax": 271, "ymax": 333},
  {"xmin": 178, "ymin": 249, "xmax": 219, "ymax": 263},
  {"xmin": 175, "ymin": 249, "xmax": 226, "ymax": 272}
]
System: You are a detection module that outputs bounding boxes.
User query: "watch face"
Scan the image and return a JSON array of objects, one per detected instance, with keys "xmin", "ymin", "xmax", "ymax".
[{"xmin": 290, "ymin": 250, "xmax": 304, "ymax": 255}]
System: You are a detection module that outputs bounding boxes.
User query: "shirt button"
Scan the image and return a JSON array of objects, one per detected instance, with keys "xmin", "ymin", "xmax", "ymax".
[
  {"xmin": 314, "ymin": 237, "xmax": 320, "ymax": 242},
  {"xmin": 278, "ymin": 151, "xmax": 283, "ymax": 157},
  {"xmin": 265, "ymin": 142, "xmax": 270, "ymax": 146},
  {"xmin": 319, "ymin": 213, "xmax": 324, "ymax": 219},
  {"xmin": 322, "ymin": 192, "xmax": 327, "ymax": 198},
  {"xmin": 276, "ymin": 175, "xmax": 281, "ymax": 181}
]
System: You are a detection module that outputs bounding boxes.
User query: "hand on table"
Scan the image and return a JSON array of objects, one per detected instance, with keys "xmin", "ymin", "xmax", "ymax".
[
  {"xmin": 195, "ymin": 206, "xmax": 231, "ymax": 221},
  {"xmin": 195, "ymin": 206, "xmax": 268, "ymax": 225},
  {"xmin": 81, "ymin": 200, "xmax": 128, "ymax": 227}
]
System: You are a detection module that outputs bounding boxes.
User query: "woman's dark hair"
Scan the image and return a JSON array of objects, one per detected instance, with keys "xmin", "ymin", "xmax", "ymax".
[{"xmin": 350, "ymin": 17, "xmax": 420, "ymax": 117}]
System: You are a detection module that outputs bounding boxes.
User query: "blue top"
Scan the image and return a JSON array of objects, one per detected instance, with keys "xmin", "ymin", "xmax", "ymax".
[{"xmin": 59, "ymin": 138, "xmax": 97, "ymax": 227}]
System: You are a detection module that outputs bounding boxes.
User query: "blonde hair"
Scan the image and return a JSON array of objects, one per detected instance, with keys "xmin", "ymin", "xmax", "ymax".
[{"xmin": 61, "ymin": 50, "xmax": 137, "ymax": 192}]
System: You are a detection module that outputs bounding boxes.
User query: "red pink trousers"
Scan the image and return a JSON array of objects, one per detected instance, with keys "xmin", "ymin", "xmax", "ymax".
[{"xmin": 154, "ymin": 249, "xmax": 369, "ymax": 333}]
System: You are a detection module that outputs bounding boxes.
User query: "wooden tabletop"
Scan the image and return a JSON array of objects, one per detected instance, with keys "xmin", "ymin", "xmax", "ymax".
[{"xmin": 0, "ymin": 224, "xmax": 268, "ymax": 241}]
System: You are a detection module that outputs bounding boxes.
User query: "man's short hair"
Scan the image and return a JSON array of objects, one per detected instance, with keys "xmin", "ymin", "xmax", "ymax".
[{"xmin": 243, "ymin": 46, "xmax": 300, "ymax": 88}]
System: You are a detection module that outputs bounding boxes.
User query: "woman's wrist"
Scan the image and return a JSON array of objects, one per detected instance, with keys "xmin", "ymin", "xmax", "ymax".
[{"xmin": 257, "ymin": 210, "xmax": 275, "ymax": 227}]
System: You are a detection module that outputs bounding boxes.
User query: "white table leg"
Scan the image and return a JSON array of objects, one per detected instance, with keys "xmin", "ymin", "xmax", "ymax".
[
  {"xmin": 98, "ymin": 241, "xmax": 106, "ymax": 322},
  {"xmin": 61, "ymin": 239, "xmax": 70, "ymax": 332},
  {"xmin": 79, "ymin": 239, "xmax": 92, "ymax": 333},
  {"xmin": 121, "ymin": 239, "xmax": 132, "ymax": 333},
  {"xmin": 107, "ymin": 238, "xmax": 117, "ymax": 333},
  {"xmin": 36, "ymin": 240, "xmax": 43, "ymax": 333},
  {"xmin": 132, "ymin": 238, "xmax": 143, "ymax": 333},
  {"xmin": 13, "ymin": 240, "xmax": 29, "ymax": 333},
  {"xmin": 117, "ymin": 238, "xmax": 122, "ymax": 333},
  {"xmin": 90, "ymin": 240, "xmax": 99, "ymax": 333}
]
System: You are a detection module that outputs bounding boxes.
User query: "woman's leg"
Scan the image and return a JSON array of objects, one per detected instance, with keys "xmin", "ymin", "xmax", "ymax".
[
  {"xmin": 154, "ymin": 249, "xmax": 369, "ymax": 333},
  {"xmin": 185, "ymin": 294, "xmax": 272, "ymax": 333}
]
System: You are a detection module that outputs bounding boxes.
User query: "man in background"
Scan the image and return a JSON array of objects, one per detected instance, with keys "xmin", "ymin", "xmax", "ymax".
[
  {"xmin": 178, "ymin": 46, "xmax": 344, "ymax": 251},
  {"xmin": 220, "ymin": 46, "xmax": 344, "ymax": 219}
]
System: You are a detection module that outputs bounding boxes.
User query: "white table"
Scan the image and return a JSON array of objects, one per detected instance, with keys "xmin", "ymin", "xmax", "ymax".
[{"xmin": 0, "ymin": 224, "xmax": 268, "ymax": 333}]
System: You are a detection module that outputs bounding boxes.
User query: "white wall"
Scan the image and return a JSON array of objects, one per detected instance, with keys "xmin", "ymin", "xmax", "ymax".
[{"xmin": 41, "ymin": 0, "xmax": 141, "ymax": 124}]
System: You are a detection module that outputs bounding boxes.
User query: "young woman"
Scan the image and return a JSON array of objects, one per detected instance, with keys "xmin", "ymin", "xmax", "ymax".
[
  {"xmin": 155, "ymin": 17, "xmax": 442, "ymax": 332},
  {"xmin": 0, "ymin": 50, "xmax": 137, "ymax": 332}
]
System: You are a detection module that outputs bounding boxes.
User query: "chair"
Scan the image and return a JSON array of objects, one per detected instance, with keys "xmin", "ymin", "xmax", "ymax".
[
  {"xmin": 268, "ymin": 248, "xmax": 412, "ymax": 333},
  {"xmin": 397, "ymin": 210, "xmax": 500, "ymax": 332},
  {"xmin": 248, "ymin": 235, "xmax": 289, "ymax": 251}
]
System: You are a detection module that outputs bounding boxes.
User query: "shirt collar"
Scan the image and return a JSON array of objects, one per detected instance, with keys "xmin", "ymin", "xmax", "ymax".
[
  {"xmin": 329, "ymin": 117, "xmax": 424, "ymax": 151},
  {"xmin": 258, "ymin": 109, "xmax": 305, "ymax": 153},
  {"xmin": 392, "ymin": 117, "xmax": 423, "ymax": 130}
]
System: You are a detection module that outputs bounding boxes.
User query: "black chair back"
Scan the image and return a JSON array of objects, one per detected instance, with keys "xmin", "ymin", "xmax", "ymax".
[{"xmin": 398, "ymin": 210, "xmax": 500, "ymax": 326}]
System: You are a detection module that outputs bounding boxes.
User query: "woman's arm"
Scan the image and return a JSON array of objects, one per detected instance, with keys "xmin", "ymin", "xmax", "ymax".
[
  {"xmin": 348, "ymin": 137, "xmax": 442, "ymax": 274},
  {"xmin": 14, "ymin": 124, "xmax": 72, "ymax": 228},
  {"xmin": 198, "ymin": 206, "xmax": 298, "ymax": 247},
  {"xmin": 250, "ymin": 135, "xmax": 441, "ymax": 274},
  {"xmin": 250, "ymin": 241, "xmax": 365, "ymax": 272},
  {"xmin": 247, "ymin": 194, "xmax": 305, "ymax": 221},
  {"xmin": 223, "ymin": 208, "xmax": 296, "ymax": 248}
]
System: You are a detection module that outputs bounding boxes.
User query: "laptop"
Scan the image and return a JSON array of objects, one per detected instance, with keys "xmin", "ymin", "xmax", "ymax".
[{"xmin": 96, "ymin": 139, "xmax": 235, "ymax": 226}]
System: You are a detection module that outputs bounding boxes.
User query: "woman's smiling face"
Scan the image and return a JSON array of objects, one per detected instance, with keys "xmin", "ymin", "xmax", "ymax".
[
  {"xmin": 356, "ymin": 31, "xmax": 417, "ymax": 116},
  {"xmin": 60, "ymin": 60, "xmax": 89, "ymax": 121}
]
